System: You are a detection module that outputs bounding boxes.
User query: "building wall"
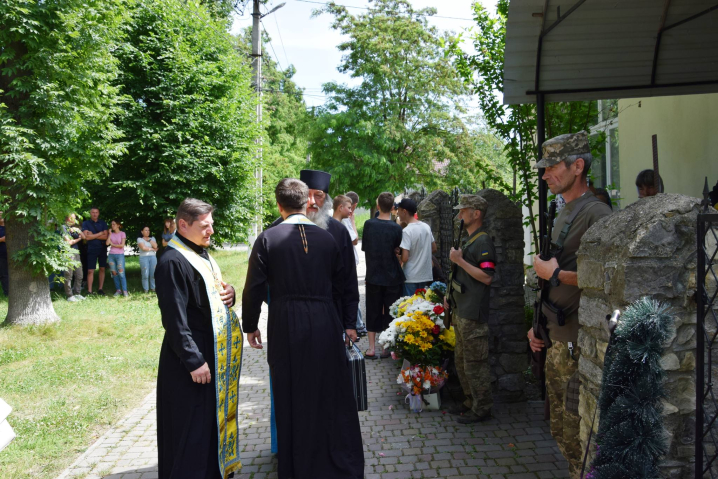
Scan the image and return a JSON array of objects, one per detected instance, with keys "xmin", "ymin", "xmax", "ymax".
[{"xmin": 617, "ymin": 94, "xmax": 718, "ymax": 205}]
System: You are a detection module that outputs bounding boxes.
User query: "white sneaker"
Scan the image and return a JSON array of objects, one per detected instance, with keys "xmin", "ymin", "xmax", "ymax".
[
  {"xmin": 67, "ymin": 296, "xmax": 79, "ymax": 302},
  {"xmin": 114, "ymin": 290, "xmax": 122, "ymax": 297},
  {"xmin": 75, "ymin": 294, "xmax": 86, "ymax": 300}
]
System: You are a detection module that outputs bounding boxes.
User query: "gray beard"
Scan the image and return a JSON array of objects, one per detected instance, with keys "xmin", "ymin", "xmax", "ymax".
[{"xmin": 307, "ymin": 196, "xmax": 332, "ymax": 230}]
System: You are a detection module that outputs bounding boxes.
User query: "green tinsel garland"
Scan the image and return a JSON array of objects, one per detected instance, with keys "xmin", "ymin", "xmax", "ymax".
[{"xmin": 587, "ymin": 297, "xmax": 673, "ymax": 479}]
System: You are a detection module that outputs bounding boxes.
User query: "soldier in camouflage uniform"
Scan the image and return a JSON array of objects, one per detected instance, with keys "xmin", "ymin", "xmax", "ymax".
[
  {"xmin": 445, "ymin": 195, "xmax": 497, "ymax": 424},
  {"xmin": 528, "ymin": 131, "xmax": 612, "ymax": 478}
]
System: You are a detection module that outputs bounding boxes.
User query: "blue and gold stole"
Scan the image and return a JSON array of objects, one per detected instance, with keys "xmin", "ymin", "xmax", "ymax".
[{"xmin": 167, "ymin": 235, "xmax": 243, "ymax": 478}]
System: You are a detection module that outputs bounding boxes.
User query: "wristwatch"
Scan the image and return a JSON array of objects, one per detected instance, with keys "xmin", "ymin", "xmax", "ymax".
[{"xmin": 550, "ymin": 268, "xmax": 561, "ymax": 287}]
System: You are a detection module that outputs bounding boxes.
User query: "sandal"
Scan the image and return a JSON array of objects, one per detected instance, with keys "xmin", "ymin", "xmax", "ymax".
[
  {"xmin": 380, "ymin": 351, "xmax": 391, "ymax": 359},
  {"xmin": 364, "ymin": 349, "xmax": 378, "ymax": 360}
]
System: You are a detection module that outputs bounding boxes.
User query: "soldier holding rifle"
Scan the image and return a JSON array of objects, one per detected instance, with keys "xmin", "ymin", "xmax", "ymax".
[
  {"xmin": 444, "ymin": 195, "xmax": 496, "ymax": 424},
  {"xmin": 528, "ymin": 132, "xmax": 612, "ymax": 478}
]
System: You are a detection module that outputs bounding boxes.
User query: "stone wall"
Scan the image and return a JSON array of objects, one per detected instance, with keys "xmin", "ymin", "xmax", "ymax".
[
  {"xmin": 418, "ymin": 189, "xmax": 527, "ymax": 402},
  {"xmin": 576, "ymin": 194, "xmax": 705, "ymax": 477}
]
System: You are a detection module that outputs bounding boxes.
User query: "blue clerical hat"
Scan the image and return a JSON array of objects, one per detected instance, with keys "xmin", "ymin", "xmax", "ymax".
[{"xmin": 299, "ymin": 169, "xmax": 331, "ymax": 193}]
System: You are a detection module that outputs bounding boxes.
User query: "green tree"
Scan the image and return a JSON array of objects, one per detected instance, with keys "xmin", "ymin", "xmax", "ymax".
[
  {"xmin": 0, "ymin": 0, "xmax": 126, "ymax": 325},
  {"xmin": 452, "ymin": 0, "xmax": 601, "ymax": 252},
  {"xmin": 307, "ymin": 0, "xmax": 502, "ymax": 209},
  {"xmin": 87, "ymin": 0, "xmax": 260, "ymax": 245}
]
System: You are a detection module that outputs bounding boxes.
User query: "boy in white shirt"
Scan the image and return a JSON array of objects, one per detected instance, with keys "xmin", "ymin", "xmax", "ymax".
[{"xmin": 397, "ymin": 198, "xmax": 436, "ymax": 297}]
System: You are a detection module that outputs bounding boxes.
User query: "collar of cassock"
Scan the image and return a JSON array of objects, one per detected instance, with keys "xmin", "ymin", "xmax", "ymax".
[{"xmin": 176, "ymin": 233, "xmax": 209, "ymax": 259}]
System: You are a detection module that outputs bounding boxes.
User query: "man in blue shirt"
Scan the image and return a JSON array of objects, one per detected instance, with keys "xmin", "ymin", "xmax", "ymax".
[
  {"xmin": 82, "ymin": 207, "xmax": 109, "ymax": 295},
  {"xmin": 0, "ymin": 214, "xmax": 8, "ymax": 296}
]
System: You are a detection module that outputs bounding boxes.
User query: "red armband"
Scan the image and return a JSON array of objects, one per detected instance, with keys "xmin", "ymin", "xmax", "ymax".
[{"xmin": 479, "ymin": 262, "xmax": 495, "ymax": 270}]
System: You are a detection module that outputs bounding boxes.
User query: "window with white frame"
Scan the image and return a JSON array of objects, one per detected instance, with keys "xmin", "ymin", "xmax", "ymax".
[{"xmin": 589, "ymin": 99, "xmax": 620, "ymax": 207}]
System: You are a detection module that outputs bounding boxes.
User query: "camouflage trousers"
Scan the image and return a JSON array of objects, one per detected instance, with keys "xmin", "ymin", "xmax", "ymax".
[
  {"xmin": 453, "ymin": 315, "xmax": 493, "ymax": 417},
  {"xmin": 546, "ymin": 340, "xmax": 582, "ymax": 479}
]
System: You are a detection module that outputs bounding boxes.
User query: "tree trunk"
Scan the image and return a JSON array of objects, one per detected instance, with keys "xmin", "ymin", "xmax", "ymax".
[{"xmin": 3, "ymin": 215, "xmax": 60, "ymax": 326}]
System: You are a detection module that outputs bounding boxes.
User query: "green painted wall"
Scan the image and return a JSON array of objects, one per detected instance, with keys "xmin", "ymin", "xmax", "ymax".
[{"xmin": 617, "ymin": 94, "xmax": 718, "ymax": 206}]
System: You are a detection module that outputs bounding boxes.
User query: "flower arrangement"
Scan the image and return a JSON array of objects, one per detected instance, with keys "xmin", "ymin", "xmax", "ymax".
[
  {"xmin": 379, "ymin": 282, "xmax": 455, "ymax": 401},
  {"xmin": 397, "ymin": 364, "xmax": 449, "ymax": 396}
]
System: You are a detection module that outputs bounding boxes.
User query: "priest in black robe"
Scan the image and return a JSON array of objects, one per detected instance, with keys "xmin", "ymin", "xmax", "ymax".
[
  {"xmin": 269, "ymin": 169, "xmax": 359, "ymax": 330},
  {"xmin": 156, "ymin": 198, "xmax": 240, "ymax": 479},
  {"xmin": 243, "ymin": 178, "xmax": 364, "ymax": 479}
]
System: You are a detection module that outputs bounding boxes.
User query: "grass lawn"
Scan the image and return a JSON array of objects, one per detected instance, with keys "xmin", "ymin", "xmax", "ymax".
[{"xmin": 0, "ymin": 250, "xmax": 249, "ymax": 479}]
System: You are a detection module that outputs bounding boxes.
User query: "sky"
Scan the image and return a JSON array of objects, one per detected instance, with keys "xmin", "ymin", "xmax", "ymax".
[{"xmin": 230, "ymin": 0, "xmax": 498, "ymax": 107}]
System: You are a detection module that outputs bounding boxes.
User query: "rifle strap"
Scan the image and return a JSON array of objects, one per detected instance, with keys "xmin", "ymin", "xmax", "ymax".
[
  {"xmin": 554, "ymin": 194, "xmax": 601, "ymax": 253},
  {"xmin": 580, "ymin": 399, "xmax": 598, "ymax": 478},
  {"xmin": 463, "ymin": 231, "xmax": 487, "ymax": 249}
]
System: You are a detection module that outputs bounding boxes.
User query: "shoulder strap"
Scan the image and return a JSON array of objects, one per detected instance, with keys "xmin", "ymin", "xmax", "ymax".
[
  {"xmin": 555, "ymin": 195, "xmax": 600, "ymax": 251},
  {"xmin": 464, "ymin": 231, "xmax": 488, "ymax": 249}
]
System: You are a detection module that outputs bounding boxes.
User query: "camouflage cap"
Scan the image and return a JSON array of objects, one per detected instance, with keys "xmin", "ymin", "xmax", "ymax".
[
  {"xmin": 453, "ymin": 194, "xmax": 488, "ymax": 213},
  {"xmin": 534, "ymin": 130, "xmax": 590, "ymax": 169}
]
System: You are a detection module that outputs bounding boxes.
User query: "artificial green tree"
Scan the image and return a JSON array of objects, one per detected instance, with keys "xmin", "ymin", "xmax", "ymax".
[{"xmin": 588, "ymin": 297, "xmax": 672, "ymax": 478}]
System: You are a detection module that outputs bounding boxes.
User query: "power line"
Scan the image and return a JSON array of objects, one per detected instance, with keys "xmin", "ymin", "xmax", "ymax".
[
  {"xmin": 261, "ymin": 19, "xmax": 284, "ymax": 72},
  {"xmin": 294, "ymin": 0, "xmax": 475, "ymax": 21},
  {"xmin": 273, "ymin": 10, "xmax": 291, "ymax": 69}
]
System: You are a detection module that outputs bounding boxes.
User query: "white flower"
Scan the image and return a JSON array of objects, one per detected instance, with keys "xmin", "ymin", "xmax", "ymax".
[{"xmin": 423, "ymin": 380, "xmax": 431, "ymax": 390}]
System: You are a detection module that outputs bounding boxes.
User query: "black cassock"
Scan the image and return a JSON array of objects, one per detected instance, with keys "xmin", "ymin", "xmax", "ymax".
[
  {"xmin": 269, "ymin": 216, "xmax": 359, "ymax": 329},
  {"xmin": 242, "ymin": 219, "xmax": 364, "ymax": 479},
  {"xmin": 155, "ymin": 235, "xmax": 227, "ymax": 479}
]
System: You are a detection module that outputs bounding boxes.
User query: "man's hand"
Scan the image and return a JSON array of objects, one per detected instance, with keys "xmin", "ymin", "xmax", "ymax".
[
  {"xmin": 443, "ymin": 298, "xmax": 449, "ymax": 311},
  {"xmin": 190, "ymin": 362, "xmax": 212, "ymax": 384},
  {"xmin": 449, "ymin": 247, "xmax": 463, "ymax": 265},
  {"xmin": 533, "ymin": 256, "xmax": 559, "ymax": 281},
  {"xmin": 247, "ymin": 330, "xmax": 263, "ymax": 349},
  {"xmin": 220, "ymin": 281, "xmax": 235, "ymax": 306},
  {"xmin": 345, "ymin": 329, "xmax": 357, "ymax": 346},
  {"xmin": 527, "ymin": 328, "xmax": 545, "ymax": 353},
  {"xmin": 83, "ymin": 230, "xmax": 93, "ymax": 239}
]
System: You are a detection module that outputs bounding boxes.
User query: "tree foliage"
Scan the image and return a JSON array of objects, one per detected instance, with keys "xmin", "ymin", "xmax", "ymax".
[
  {"xmin": 307, "ymin": 0, "xmax": 505, "ymax": 209},
  {"xmin": 86, "ymin": 0, "xmax": 260, "ymax": 244},
  {"xmin": 0, "ymin": 0, "xmax": 127, "ymax": 324},
  {"xmin": 452, "ymin": 0, "xmax": 601, "ymax": 252}
]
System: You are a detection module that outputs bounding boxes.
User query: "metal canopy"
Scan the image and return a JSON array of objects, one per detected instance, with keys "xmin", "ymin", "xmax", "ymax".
[{"xmin": 503, "ymin": 0, "xmax": 718, "ymax": 105}]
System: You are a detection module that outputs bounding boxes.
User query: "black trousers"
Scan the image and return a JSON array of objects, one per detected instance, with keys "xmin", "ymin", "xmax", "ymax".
[
  {"xmin": 0, "ymin": 255, "xmax": 8, "ymax": 296},
  {"xmin": 365, "ymin": 283, "xmax": 402, "ymax": 333}
]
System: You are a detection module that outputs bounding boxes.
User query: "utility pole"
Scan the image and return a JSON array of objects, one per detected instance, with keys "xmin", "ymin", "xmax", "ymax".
[
  {"xmin": 248, "ymin": 0, "xmax": 284, "ymax": 246},
  {"xmin": 249, "ymin": 0, "xmax": 263, "ymax": 246}
]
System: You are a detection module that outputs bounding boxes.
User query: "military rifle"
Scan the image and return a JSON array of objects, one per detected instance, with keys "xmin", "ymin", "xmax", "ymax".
[
  {"xmin": 531, "ymin": 200, "xmax": 557, "ymax": 400},
  {"xmin": 445, "ymin": 219, "xmax": 464, "ymax": 329}
]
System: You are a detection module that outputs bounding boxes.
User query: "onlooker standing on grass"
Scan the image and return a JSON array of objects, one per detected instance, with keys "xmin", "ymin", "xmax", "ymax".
[
  {"xmin": 0, "ymin": 213, "xmax": 8, "ymax": 297},
  {"xmin": 63, "ymin": 214, "xmax": 85, "ymax": 301},
  {"xmin": 106, "ymin": 220, "xmax": 129, "ymax": 297},
  {"xmin": 362, "ymin": 192, "xmax": 405, "ymax": 359},
  {"xmin": 137, "ymin": 226, "xmax": 158, "ymax": 293},
  {"xmin": 82, "ymin": 207, "xmax": 109, "ymax": 295},
  {"xmin": 397, "ymin": 198, "xmax": 436, "ymax": 296},
  {"xmin": 161, "ymin": 218, "xmax": 176, "ymax": 248}
]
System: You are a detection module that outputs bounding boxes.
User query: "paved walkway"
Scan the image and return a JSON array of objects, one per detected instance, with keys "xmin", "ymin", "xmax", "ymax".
[{"xmin": 57, "ymin": 244, "xmax": 568, "ymax": 479}]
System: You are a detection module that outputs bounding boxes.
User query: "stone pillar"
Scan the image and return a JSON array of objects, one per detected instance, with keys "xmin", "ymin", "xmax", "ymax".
[
  {"xmin": 478, "ymin": 189, "xmax": 527, "ymax": 402},
  {"xmin": 417, "ymin": 190, "xmax": 453, "ymax": 279},
  {"xmin": 577, "ymin": 194, "xmax": 704, "ymax": 478}
]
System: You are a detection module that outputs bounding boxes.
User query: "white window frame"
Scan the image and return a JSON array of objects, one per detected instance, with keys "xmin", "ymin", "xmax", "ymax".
[{"xmin": 590, "ymin": 99, "xmax": 619, "ymax": 195}]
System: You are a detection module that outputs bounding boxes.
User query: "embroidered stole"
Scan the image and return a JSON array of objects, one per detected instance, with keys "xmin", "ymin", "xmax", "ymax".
[{"xmin": 167, "ymin": 236, "xmax": 243, "ymax": 478}]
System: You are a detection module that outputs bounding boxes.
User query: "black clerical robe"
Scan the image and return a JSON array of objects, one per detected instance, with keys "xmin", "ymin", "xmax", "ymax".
[
  {"xmin": 243, "ymin": 219, "xmax": 364, "ymax": 479},
  {"xmin": 269, "ymin": 216, "xmax": 359, "ymax": 329},
  {"xmin": 155, "ymin": 235, "xmax": 233, "ymax": 479}
]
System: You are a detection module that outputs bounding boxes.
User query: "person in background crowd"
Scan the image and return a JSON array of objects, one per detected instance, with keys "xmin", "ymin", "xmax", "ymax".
[
  {"xmin": 594, "ymin": 188, "xmax": 613, "ymax": 210},
  {"xmin": 635, "ymin": 169, "xmax": 664, "ymax": 199},
  {"xmin": 332, "ymin": 195, "xmax": 353, "ymax": 224},
  {"xmin": 106, "ymin": 219, "xmax": 129, "ymax": 297},
  {"xmin": 0, "ymin": 213, "xmax": 8, "ymax": 297},
  {"xmin": 63, "ymin": 214, "xmax": 85, "ymax": 301},
  {"xmin": 161, "ymin": 218, "xmax": 176, "ymax": 248},
  {"xmin": 431, "ymin": 254, "xmax": 447, "ymax": 283},
  {"xmin": 82, "ymin": 207, "xmax": 109, "ymax": 295},
  {"xmin": 343, "ymin": 191, "xmax": 368, "ymax": 336},
  {"xmin": 362, "ymin": 192, "xmax": 405, "ymax": 359},
  {"xmin": 710, "ymin": 179, "xmax": 718, "ymax": 209},
  {"xmin": 138, "ymin": 226, "xmax": 158, "ymax": 293},
  {"xmin": 397, "ymin": 198, "xmax": 436, "ymax": 296}
]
